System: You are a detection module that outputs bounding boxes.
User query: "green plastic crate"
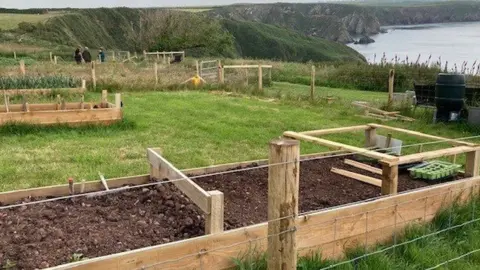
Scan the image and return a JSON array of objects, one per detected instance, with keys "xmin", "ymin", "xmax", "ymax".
[{"xmin": 408, "ymin": 160, "xmax": 461, "ymax": 181}]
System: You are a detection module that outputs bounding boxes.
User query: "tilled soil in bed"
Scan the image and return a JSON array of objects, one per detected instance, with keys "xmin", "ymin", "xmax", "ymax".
[
  {"xmin": 0, "ymin": 182, "xmax": 204, "ymax": 270},
  {"xmin": 193, "ymin": 157, "xmax": 432, "ymax": 230}
]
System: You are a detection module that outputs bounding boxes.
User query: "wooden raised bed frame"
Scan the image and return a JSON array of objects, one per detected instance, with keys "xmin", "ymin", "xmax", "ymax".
[
  {"xmin": 284, "ymin": 123, "xmax": 480, "ymax": 195},
  {"xmin": 1, "ymin": 126, "xmax": 479, "ymax": 269},
  {"xmin": 2, "ymin": 158, "xmax": 478, "ymax": 269},
  {"xmin": 0, "ymin": 90, "xmax": 122, "ymax": 126}
]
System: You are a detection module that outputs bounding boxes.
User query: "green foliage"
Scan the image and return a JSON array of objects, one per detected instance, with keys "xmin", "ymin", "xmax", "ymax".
[
  {"xmin": 0, "ymin": 56, "xmax": 35, "ymax": 66},
  {"xmin": 0, "ymin": 75, "xmax": 80, "ymax": 90},
  {"xmin": 223, "ymin": 20, "xmax": 365, "ymax": 63},
  {"xmin": 274, "ymin": 62, "xmax": 441, "ymax": 92}
]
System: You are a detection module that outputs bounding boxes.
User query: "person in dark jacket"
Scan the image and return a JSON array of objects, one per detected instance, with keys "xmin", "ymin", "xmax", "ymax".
[
  {"xmin": 98, "ymin": 48, "xmax": 106, "ymax": 63},
  {"xmin": 74, "ymin": 47, "xmax": 82, "ymax": 64},
  {"xmin": 82, "ymin": 47, "xmax": 92, "ymax": 63}
]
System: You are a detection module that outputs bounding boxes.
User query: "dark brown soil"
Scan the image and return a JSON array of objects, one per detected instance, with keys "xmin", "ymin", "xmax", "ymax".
[
  {"xmin": 0, "ymin": 182, "xmax": 204, "ymax": 270},
  {"xmin": 193, "ymin": 157, "xmax": 432, "ymax": 230}
]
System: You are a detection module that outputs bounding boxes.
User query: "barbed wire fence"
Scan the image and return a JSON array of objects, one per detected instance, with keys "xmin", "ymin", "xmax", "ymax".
[{"xmin": 2, "ymin": 134, "xmax": 480, "ymax": 269}]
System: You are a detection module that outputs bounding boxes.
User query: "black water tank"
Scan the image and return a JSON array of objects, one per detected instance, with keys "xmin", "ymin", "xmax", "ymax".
[{"xmin": 435, "ymin": 73, "xmax": 465, "ymax": 113}]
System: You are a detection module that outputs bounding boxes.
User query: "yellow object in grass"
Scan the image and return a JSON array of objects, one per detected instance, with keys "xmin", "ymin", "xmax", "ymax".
[{"xmin": 192, "ymin": 75, "xmax": 201, "ymax": 87}]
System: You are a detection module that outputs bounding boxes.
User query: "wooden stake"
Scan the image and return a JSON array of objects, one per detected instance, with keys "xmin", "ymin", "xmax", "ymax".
[
  {"xmin": 56, "ymin": 94, "xmax": 61, "ymax": 110},
  {"xmin": 388, "ymin": 69, "xmax": 395, "ymax": 106},
  {"xmin": 61, "ymin": 98, "xmax": 66, "ymax": 110},
  {"xmin": 418, "ymin": 144, "xmax": 424, "ymax": 153},
  {"xmin": 156, "ymin": 51, "xmax": 160, "ymax": 61},
  {"xmin": 267, "ymin": 139, "xmax": 299, "ymax": 270},
  {"xmin": 98, "ymin": 173, "xmax": 110, "ymax": 191},
  {"xmin": 115, "ymin": 93, "xmax": 122, "ymax": 108},
  {"xmin": 205, "ymin": 190, "xmax": 224, "ymax": 234},
  {"xmin": 3, "ymin": 92, "xmax": 9, "ymax": 113},
  {"xmin": 91, "ymin": 62, "xmax": 97, "ymax": 89},
  {"xmin": 143, "ymin": 50, "xmax": 146, "ymax": 60},
  {"xmin": 80, "ymin": 179, "xmax": 86, "ymax": 193},
  {"xmin": 381, "ymin": 164, "xmax": 398, "ymax": 195},
  {"xmin": 465, "ymin": 150, "xmax": 480, "ymax": 177},
  {"xmin": 311, "ymin": 65, "xmax": 315, "ymax": 101},
  {"xmin": 80, "ymin": 95, "xmax": 85, "ymax": 109},
  {"xmin": 13, "ymin": 51, "xmax": 16, "ymax": 59},
  {"xmin": 112, "ymin": 51, "xmax": 116, "ymax": 61},
  {"xmin": 127, "ymin": 51, "xmax": 131, "ymax": 60},
  {"xmin": 19, "ymin": 60, "xmax": 25, "ymax": 76},
  {"xmin": 81, "ymin": 79, "xmax": 86, "ymax": 90},
  {"xmin": 217, "ymin": 60, "xmax": 222, "ymax": 84},
  {"xmin": 22, "ymin": 96, "xmax": 29, "ymax": 112},
  {"xmin": 258, "ymin": 66, "xmax": 263, "ymax": 91},
  {"xmin": 154, "ymin": 62, "xmax": 159, "ymax": 85},
  {"xmin": 101, "ymin": 90, "xmax": 108, "ymax": 108},
  {"xmin": 162, "ymin": 52, "xmax": 166, "ymax": 64},
  {"xmin": 49, "ymin": 52, "xmax": 53, "ymax": 63},
  {"xmin": 167, "ymin": 56, "xmax": 171, "ymax": 65},
  {"xmin": 54, "ymin": 56, "xmax": 58, "ymax": 65},
  {"xmin": 365, "ymin": 127, "xmax": 377, "ymax": 148},
  {"xmin": 385, "ymin": 133, "xmax": 392, "ymax": 149},
  {"xmin": 195, "ymin": 60, "xmax": 199, "ymax": 76}
]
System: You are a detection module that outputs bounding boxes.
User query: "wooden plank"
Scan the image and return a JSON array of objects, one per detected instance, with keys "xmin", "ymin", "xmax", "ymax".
[
  {"xmin": 331, "ymin": 168, "xmax": 382, "ymax": 187},
  {"xmin": 147, "ymin": 148, "xmax": 210, "ymax": 213},
  {"xmin": 52, "ymin": 175, "xmax": 480, "ymax": 270},
  {"xmin": 223, "ymin": 65, "xmax": 273, "ymax": 69},
  {"xmin": 344, "ymin": 159, "xmax": 382, "ymax": 175},
  {"xmin": 0, "ymin": 108, "xmax": 122, "ymax": 126},
  {"xmin": 267, "ymin": 139, "xmax": 299, "ymax": 269},
  {"xmin": 284, "ymin": 131, "xmax": 397, "ymax": 161},
  {"xmin": 368, "ymin": 124, "xmax": 476, "ymax": 146},
  {"xmin": 301, "ymin": 125, "xmax": 369, "ymax": 137},
  {"xmin": 205, "ymin": 191, "xmax": 224, "ymax": 234},
  {"xmin": 0, "ymin": 175, "xmax": 150, "ymax": 204},
  {"xmin": 391, "ymin": 146, "xmax": 476, "ymax": 166},
  {"xmin": 465, "ymin": 150, "xmax": 480, "ymax": 177},
  {"xmin": 381, "ymin": 164, "xmax": 398, "ymax": 195}
]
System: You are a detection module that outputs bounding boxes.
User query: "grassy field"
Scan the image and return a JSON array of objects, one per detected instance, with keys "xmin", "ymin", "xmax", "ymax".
[
  {"xmin": 0, "ymin": 87, "xmax": 477, "ymax": 192},
  {"xmin": 0, "ymin": 13, "xmax": 60, "ymax": 30}
]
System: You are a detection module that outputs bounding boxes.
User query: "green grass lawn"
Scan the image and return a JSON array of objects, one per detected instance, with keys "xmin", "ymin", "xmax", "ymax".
[
  {"xmin": 0, "ymin": 13, "xmax": 61, "ymax": 30},
  {"xmin": 0, "ymin": 89, "xmax": 478, "ymax": 192}
]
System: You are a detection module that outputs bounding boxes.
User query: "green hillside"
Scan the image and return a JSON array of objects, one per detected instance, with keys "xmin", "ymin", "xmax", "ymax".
[
  {"xmin": 223, "ymin": 20, "xmax": 365, "ymax": 62},
  {"xmin": 0, "ymin": 8, "xmax": 365, "ymax": 63}
]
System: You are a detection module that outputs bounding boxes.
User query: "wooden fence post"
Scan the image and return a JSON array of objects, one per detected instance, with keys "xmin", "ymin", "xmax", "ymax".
[
  {"xmin": 162, "ymin": 52, "xmax": 166, "ymax": 64},
  {"xmin": 91, "ymin": 62, "xmax": 97, "ymax": 89},
  {"xmin": 54, "ymin": 56, "xmax": 58, "ymax": 65},
  {"xmin": 134, "ymin": 51, "xmax": 138, "ymax": 58},
  {"xmin": 465, "ymin": 150, "xmax": 480, "ymax": 177},
  {"xmin": 388, "ymin": 69, "xmax": 395, "ymax": 106},
  {"xmin": 101, "ymin": 90, "xmax": 108, "ymax": 108},
  {"xmin": 127, "ymin": 51, "xmax": 131, "ymax": 60},
  {"xmin": 310, "ymin": 65, "xmax": 316, "ymax": 101},
  {"xmin": 258, "ymin": 65, "xmax": 263, "ymax": 91},
  {"xmin": 112, "ymin": 51, "xmax": 116, "ymax": 61},
  {"xmin": 205, "ymin": 190, "xmax": 224, "ymax": 234},
  {"xmin": 13, "ymin": 51, "xmax": 16, "ymax": 59},
  {"xmin": 381, "ymin": 163, "xmax": 398, "ymax": 195},
  {"xmin": 50, "ymin": 52, "xmax": 53, "ymax": 63},
  {"xmin": 156, "ymin": 51, "xmax": 160, "ymax": 61},
  {"xmin": 115, "ymin": 93, "xmax": 122, "ymax": 109},
  {"xmin": 143, "ymin": 50, "xmax": 147, "ymax": 60},
  {"xmin": 195, "ymin": 60, "xmax": 200, "ymax": 76},
  {"xmin": 267, "ymin": 139, "xmax": 299, "ymax": 270},
  {"xmin": 19, "ymin": 60, "xmax": 25, "ymax": 76},
  {"xmin": 80, "ymin": 95, "xmax": 85, "ymax": 109},
  {"xmin": 217, "ymin": 60, "xmax": 223, "ymax": 84},
  {"xmin": 81, "ymin": 79, "xmax": 86, "ymax": 90},
  {"xmin": 167, "ymin": 56, "xmax": 171, "ymax": 65},
  {"xmin": 154, "ymin": 62, "xmax": 159, "ymax": 85}
]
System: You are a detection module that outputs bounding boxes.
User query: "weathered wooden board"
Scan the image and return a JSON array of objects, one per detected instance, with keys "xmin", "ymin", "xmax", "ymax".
[
  {"xmin": 147, "ymin": 148, "xmax": 211, "ymax": 213},
  {"xmin": 2, "ymin": 87, "xmax": 85, "ymax": 96},
  {"xmin": 0, "ymin": 108, "xmax": 122, "ymax": 126}
]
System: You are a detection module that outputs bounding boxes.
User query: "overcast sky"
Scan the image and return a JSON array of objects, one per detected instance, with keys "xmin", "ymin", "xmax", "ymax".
[{"xmin": 1, "ymin": 0, "xmax": 332, "ymax": 9}]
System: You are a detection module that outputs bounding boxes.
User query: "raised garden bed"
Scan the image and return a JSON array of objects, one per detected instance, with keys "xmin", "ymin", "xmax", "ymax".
[{"xmin": 0, "ymin": 90, "xmax": 122, "ymax": 126}]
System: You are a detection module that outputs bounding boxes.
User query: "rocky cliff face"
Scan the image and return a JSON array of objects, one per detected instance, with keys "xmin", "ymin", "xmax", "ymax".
[{"xmin": 211, "ymin": 2, "xmax": 480, "ymax": 43}]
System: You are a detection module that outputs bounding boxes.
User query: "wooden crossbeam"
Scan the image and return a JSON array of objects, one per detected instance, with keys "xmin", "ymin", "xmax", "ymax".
[
  {"xmin": 300, "ymin": 125, "xmax": 369, "ymax": 136},
  {"xmin": 223, "ymin": 65, "xmax": 273, "ymax": 69},
  {"xmin": 383, "ymin": 146, "xmax": 478, "ymax": 166},
  {"xmin": 344, "ymin": 159, "xmax": 382, "ymax": 175},
  {"xmin": 331, "ymin": 168, "xmax": 382, "ymax": 187},
  {"xmin": 283, "ymin": 131, "xmax": 397, "ymax": 161},
  {"xmin": 369, "ymin": 124, "xmax": 476, "ymax": 146}
]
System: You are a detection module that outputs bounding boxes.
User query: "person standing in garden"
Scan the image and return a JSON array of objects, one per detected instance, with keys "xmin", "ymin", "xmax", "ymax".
[
  {"xmin": 82, "ymin": 47, "xmax": 92, "ymax": 63},
  {"xmin": 74, "ymin": 47, "xmax": 82, "ymax": 64},
  {"xmin": 98, "ymin": 48, "xmax": 106, "ymax": 63}
]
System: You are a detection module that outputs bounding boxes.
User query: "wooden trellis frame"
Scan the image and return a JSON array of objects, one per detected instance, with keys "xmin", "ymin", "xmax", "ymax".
[{"xmin": 284, "ymin": 123, "xmax": 480, "ymax": 195}]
